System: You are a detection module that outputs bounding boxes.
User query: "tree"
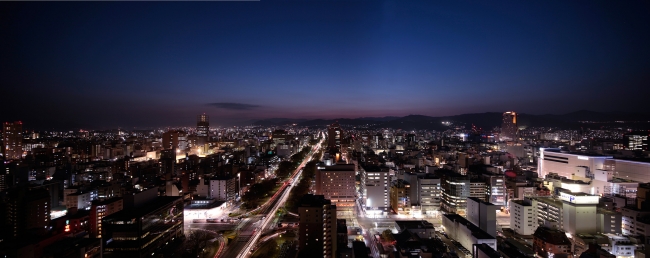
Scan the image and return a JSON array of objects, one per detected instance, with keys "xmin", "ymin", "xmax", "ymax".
[
  {"xmin": 382, "ymin": 229, "xmax": 395, "ymax": 242},
  {"xmin": 183, "ymin": 230, "xmax": 214, "ymax": 258}
]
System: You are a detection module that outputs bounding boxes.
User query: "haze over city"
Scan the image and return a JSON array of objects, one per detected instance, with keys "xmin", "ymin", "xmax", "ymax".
[{"xmin": 2, "ymin": 1, "xmax": 649, "ymax": 129}]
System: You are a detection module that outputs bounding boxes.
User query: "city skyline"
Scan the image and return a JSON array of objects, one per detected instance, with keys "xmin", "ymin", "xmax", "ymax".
[{"xmin": 2, "ymin": 1, "xmax": 649, "ymax": 129}]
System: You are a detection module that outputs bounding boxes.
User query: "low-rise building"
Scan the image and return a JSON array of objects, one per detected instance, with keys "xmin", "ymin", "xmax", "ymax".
[
  {"xmin": 390, "ymin": 179, "xmax": 411, "ymax": 215},
  {"xmin": 510, "ymin": 199, "xmax": 538, "ymax": 236},
  {"xmin": 442, "ymin": 214, "xmax": 497, "ymax": 255},
  {"xmin": 532, "ymin": 226, "xmax": 573, "ymax": 258}
]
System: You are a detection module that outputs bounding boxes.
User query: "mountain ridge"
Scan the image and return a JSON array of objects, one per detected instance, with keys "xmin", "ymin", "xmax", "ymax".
[{"xmin": 253, "ymin": 111, "xmax": 650, "ymax": 130}]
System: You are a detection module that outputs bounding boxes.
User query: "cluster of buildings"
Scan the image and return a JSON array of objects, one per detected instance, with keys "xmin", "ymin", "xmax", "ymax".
[
  {"xmin": 296, "ymin": 112, "xmax": 650, "ymax": 258},
  {"xmin": 0, "ymin": 116, "xmax": 320, "ymax": 257},
  {"xmin": 2, "ymin": 110, "xmax": 650, "ymax": 258}
]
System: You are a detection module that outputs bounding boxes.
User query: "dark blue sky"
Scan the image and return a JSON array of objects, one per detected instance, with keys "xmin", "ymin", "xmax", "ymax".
[{"xmin": 1, "ymin": 1, "xmax": 649, "ymax": 129}]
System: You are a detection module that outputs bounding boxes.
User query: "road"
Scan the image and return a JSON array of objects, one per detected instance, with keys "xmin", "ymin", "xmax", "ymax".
[
  {"xmin": 219, "ymin": 217, "xmax": 262, "ymax": 258},
  {"xmin": 237, "ymin": 139, "xmax": 323, "ymax": 257},
  {"xmin": 220, "ymin": 138, "xmax": 323, "ymax": 258}
]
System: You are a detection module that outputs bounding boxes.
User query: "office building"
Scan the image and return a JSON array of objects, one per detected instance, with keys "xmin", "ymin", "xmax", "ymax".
[
  {"xmin": 623, "ymin": 132, "xmax": 649, "ymax": 151},
  {"xmin": 361, "ymin": 165, "xmax": 390, "ymax": 215},
  {"xmin": 197, "ymin": 114, "xmax": 209, "ymax": 146},
  {"xmin": 327, "ymin": 122, "xmax": 342, "ymax": 151},
  {"xmin": 439, "ymin": 170, "xmax": 470, "ymax": 215},
  {"xmin": 89, "ymin": 197, "xmax": 123, "ymax": 238},
  {"xmin": 510, "ymin": 199, "xmax": 538, "ymax": 236},
  {"xmin": 466, "ymin": 197, "xmax": 498, "ymax": 237},
  {"xmin": 297, "ymin": 194, "xmax": 337, "ymax": 258},
  {"xmin": 558, "ymin": 191, "xmax": 599, "ymax": 235},
  {"xmin": 442, "ymin": 214, "xmax": 497, "ymax": 255},
  {"xmin": 2, "ymin": 121, "xmax": 23, "ymax": 160},
  {"xmin": 484, "ymin": 175, "xmax": 507, "ymax": 207},
  {"xmin": 538, "ymin": 149, "xmax": 611, "ymax": 180},
  {"xmin": 315, "ymin": 163, "xmax": 356, "ymax": 211},
  {"xmin": 500, "ymin": 111, "xmax": 517, "ymax": 141},
  {"xmin": 470, "ymin": 181, "xmax": 486, "ymax": 201},
  {"xmin": 102, "ymin": 196, "xmax": 184, "ymax": 258},
  {"xmin": 418, "ymin": 174, "xmax": 441, "ymax": 215}
]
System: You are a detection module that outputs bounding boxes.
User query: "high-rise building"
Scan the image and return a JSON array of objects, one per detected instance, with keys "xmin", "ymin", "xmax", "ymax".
[
  {"xmin": 315, "ymin": 163, "xmax": 356, "ymax": 212},
  {"xmin": 327, "ymin": 122, "xmax": 342, "ymax": 151},
  {"xmin": 3, "ymin": 187, "xmax": 51, "ymax": 239},
  {"xmin": 500, "ymin": 111, "xmax": 517, "ymax": 141},
  {"xmin": 2, "ymin": 121, "xmax": 23, "ymax": 160},
  {"xmin": 298, "ymin": 194, "xmax": 337, "ymax": 258},
  {"xmin": 196, "ymin": 114, "xmax": 209, "ymax": 146}
]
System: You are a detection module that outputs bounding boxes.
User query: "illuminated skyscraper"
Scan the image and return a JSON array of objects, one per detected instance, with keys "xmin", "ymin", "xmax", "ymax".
[
  {"xmin": 500, "ymin": 111, "xmax": 517, "ymax": 141},
  {"xmin": 2, "ymin": 121, "xmax": 23, "ymax": 160},
  {"xmin": 196, "ymin": 114, "xmax": 209, "ymax": 146}
]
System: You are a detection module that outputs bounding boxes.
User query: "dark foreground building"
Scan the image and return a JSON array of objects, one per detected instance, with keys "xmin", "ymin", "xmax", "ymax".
[{"xmin": 102, "ymin": 196, "xmax": 183, "ymax": 258}]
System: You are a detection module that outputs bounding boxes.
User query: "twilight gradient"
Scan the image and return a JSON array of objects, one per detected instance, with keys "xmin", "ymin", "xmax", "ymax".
[{"xmin": 1, "ymin": 1, "xmax": 649, "ymax": 129}]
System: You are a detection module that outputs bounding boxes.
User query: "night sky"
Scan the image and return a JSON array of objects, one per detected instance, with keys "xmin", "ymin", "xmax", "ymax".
[{"xmin": 1, "ymin": 1, "xmax": 649, "ymax": 129}]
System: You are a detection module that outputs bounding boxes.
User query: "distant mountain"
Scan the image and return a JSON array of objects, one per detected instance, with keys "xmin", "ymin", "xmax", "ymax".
[
  {"xmin": 252, "ymin": 111, "xmax": 650, "ymax": 130},
  {"xmin": 253, "ymin": 116, "xmax": 400, "ymax": 127},
  {"xmin": 251, "ymin": 118, "xmax": 309, "ymax": 126}
]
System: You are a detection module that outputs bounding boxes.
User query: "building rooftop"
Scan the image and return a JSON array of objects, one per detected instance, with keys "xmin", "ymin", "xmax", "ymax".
[
  {"xmin": 104, "ymin": 196, "xmax": 182, "ymax": 221},
  {"xmin": 468, "ymin": 197, "xmax": 496, "ymax": 206},
  {"xmin": 320, "ymin": 163, "xmax": 355, "ymax": 171},
  {"xmin": 298, "ymin": 194, "xmax": 333, "ymax": 207},
  {"xmin": 511, "ymin": 199, "xmax": 532, "ymax": 206},
  {"xmin": 395, "ymin": 220, "xmax": 434, "ymax": 231},
  {"xmin": 92, "ymin": 197, "xmax": 123, "ymax": 206},
  {"xmin": 472, "ymin": 243, "xmax": 501, "ymax": 258},
  {"xmin": 533, "ymin": 226, "xmax": 571, "ymax": 245},
  {"xmin": 443, "ymin": 214, "xmax": 494, "ymax": 240}
]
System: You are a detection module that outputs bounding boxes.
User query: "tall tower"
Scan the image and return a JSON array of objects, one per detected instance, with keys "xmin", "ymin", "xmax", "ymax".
[
  {"xmin": 197, "ymin": 114, "xmax": 209, "ymax": 146},
  {"xmin": 2, "ymin": 121, "xmax": 23, "ymax": 160},
  {"xmin": 501, "ymin": 111, "xmax": 517, "ymax": 141}
]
